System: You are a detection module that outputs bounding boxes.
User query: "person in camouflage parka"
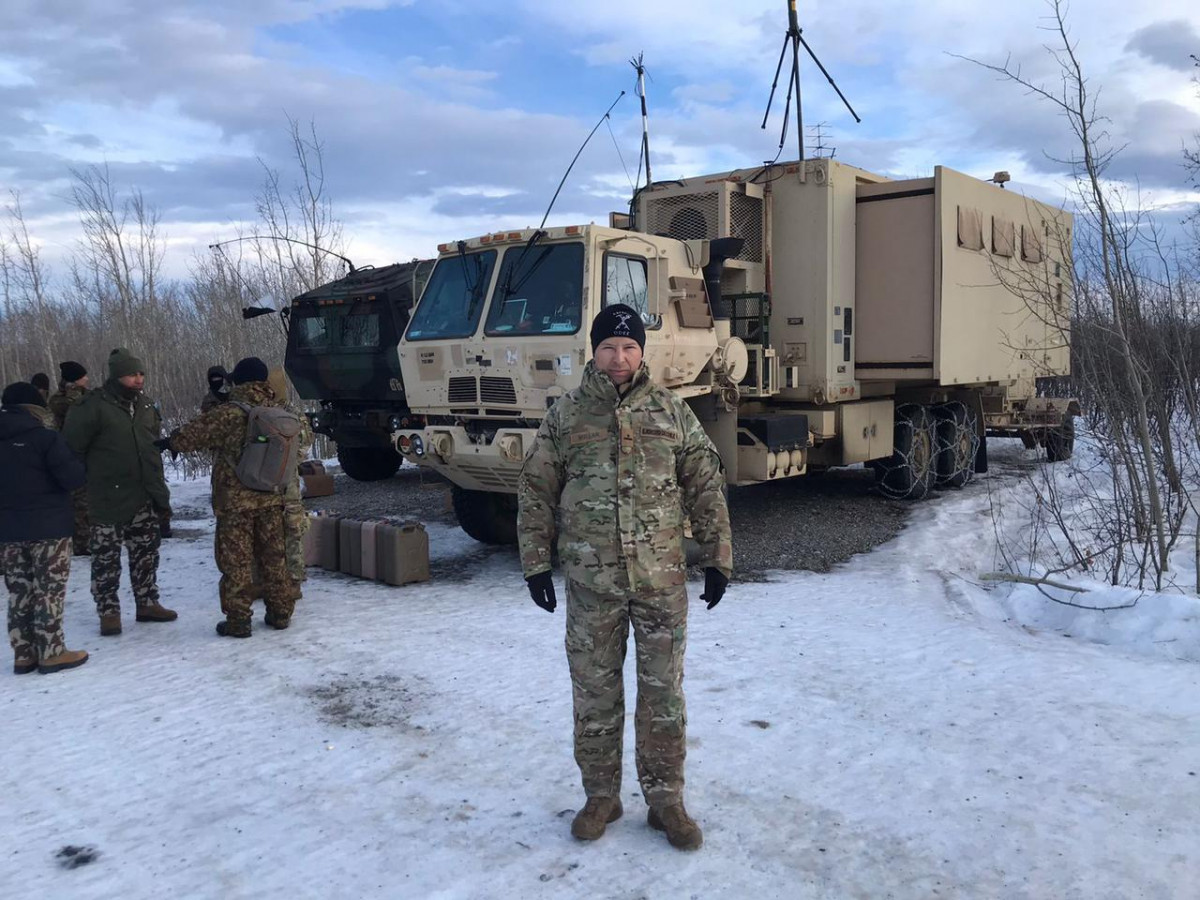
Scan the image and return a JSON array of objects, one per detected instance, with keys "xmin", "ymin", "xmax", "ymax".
[
  {"xmin": 518, "ymin": 304, "xmax": 732, "ymax": 851},
  {"xmin": 164, "ymin": 357, "xmax": 307, "ymax": 636}
]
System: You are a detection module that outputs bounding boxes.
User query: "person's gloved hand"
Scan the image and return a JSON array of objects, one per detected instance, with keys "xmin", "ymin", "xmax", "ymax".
[
  {"xmin": 700, "ymin": 567, "xmax": 728, "ymax": 610},
  {"xmin": 153, "ymin": 437, "xmax": 178, "ymax": 460},
  {"xmin": 526, "ymin": 571, "xmax": 557, "ymax": 613}
]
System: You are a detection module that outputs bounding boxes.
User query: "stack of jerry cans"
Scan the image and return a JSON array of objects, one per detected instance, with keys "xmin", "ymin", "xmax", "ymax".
[{"xmin": 301, "ymin": 515, "xmax": 430, "ymax": 586}]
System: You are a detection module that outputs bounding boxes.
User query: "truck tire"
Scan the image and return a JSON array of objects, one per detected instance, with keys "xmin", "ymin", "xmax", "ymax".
[
  {"xmin": 337, "ymin": 446, "xmax": 402, "ymax": 482},
  {"xmin": 1045, "ymin": 415, "xmax": 1075, "ymax": 462},
  {"xmin": 452, "ymin": 487, "xmax": 519, "ymax": 545},
  {"xmin": 876, "ymin": 404, "xmax": 936, "ymax": 501},
  {"xmin": 933, "ymin": 401, "xmax": 979, "ymax": 489}
]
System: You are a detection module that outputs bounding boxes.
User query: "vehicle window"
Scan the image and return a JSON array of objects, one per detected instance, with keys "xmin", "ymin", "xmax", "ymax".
[
  {"xmin": 341, "ymin": 312, "xmax": 380, "ymax": 348},
  {"xmin": 485, "ymin": 243, "xmax": 584, "ymax": 336},
  {"xmin": 603, "ymin": 254, "xmax": 660, "ymax": 329},
  {"xmin": 406, "ymin": 249, "xmax": 498, "ymax": 340},
  {"xmin": 294, "ymin": 313, "xmax": 332, "ymax": 349}
]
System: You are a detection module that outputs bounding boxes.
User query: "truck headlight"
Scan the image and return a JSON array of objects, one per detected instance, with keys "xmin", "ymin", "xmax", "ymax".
[{"xmin": 412, "ymin": 435, "xmax": 425, "ymax": 457}]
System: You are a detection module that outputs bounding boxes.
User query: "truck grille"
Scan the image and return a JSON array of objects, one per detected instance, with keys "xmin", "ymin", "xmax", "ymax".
[
  {"xmin": 480, "ymin": 376, "xmax": 517, "ymax": 405},
  {"xmin": 448, "ymin": 377, "xmax": 477, "ymax": 403}
]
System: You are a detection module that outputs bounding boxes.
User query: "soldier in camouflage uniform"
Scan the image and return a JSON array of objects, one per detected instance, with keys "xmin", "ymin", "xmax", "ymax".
[
  {"xmin": 200, "ymin": 365, "xmax": 230, "ymax": 413},
  {"xmin": 162, "ymin": 357, "xmax": 301, "ymax": 637},
  {"xmin": 518, "ymin": 304, "xmax": 733, "ymax": 851},
  {"xmin": 49, "ymin": 361, "xmax": 92, "ymax": 555},
  {"xmin": 62, "ymin": 349, "xmax": 177, "ymax": 636},
  {"xmin": 1, "ymin": 382, "xmax": 89, "ymax": 674}
]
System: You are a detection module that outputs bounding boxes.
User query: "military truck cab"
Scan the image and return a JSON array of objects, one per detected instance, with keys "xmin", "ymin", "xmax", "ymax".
[{"xmin": 285, "ymin": 259, "xmax": 434, "ymax": 481}]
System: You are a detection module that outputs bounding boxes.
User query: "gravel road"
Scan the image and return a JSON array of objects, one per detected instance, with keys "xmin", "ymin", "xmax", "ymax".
[{"xmin": 305, "ymin": 462, "xmax": 913, "ymax": 579}]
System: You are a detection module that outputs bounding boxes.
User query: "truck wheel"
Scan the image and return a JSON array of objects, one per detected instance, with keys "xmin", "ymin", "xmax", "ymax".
[
  {"xmin": 933, "ymin": 401, "xmax": 979, "ymax": 489},
  {"xmin": 337, "ymin": 446, "xmax": 402, "ymax": 481},
  {"xmin": 1045, "ymin": 415, "xmax": 1075, "ymax": 462},
  {"xmin": 452, "ymin": 487, "xmax": 519, "ymax": 545},
  {"xmin": 876, "ymin": 404, "xmax": 936, "ymax": 500}
]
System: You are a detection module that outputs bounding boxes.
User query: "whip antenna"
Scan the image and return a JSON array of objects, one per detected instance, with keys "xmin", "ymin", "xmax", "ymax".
[
  {"xmin": 630, "ymin": 53, "xmax": 652, "ymax": 190},
  {"xmin": 540, "ymin": 91, "xmax": 625, "ymax": 230}
]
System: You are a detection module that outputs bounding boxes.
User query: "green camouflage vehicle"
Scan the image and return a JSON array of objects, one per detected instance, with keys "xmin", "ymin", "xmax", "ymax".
[{"xmin": 285, "ymin": 259, "xmax": 435, "ymax": 481}]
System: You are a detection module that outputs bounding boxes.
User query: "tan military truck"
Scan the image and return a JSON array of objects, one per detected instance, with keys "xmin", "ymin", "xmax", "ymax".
[{"xmin": 394, "ymin": 159, "xmax": 1076, "ymax": 544}]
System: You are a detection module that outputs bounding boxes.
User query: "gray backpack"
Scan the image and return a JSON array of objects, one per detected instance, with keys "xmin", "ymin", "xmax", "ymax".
[{"xmin": 230, "ymin": 402, "xmax": 303, "ymax": 492}]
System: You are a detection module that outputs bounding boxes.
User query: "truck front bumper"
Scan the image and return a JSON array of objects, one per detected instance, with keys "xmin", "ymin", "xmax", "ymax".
[{"xmin": 393, "ymin": 425, "xmax": 535, "ymax": 493}]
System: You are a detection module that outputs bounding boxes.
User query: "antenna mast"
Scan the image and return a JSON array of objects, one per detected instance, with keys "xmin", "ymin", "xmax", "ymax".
[
  {"xmin": 761, "ymin": 0, "xmax": 861, "ymax": 176},
  {"xmin": 631, "ymin": 53, "xmax": 652, "ymax": 189}
]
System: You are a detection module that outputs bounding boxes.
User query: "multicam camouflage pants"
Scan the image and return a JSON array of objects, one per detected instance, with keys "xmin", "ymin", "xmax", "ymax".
[
  {"xmin": 90, "ymin": 502, "xmax": 162, "ymax": 617},
  {"xmin": 3, "ymin": 538, "xmax": 71, "ymax": 663},
  {"xmin": 216, "ymin": 506, "xmax": 292, "ymax": 625},
  {"xmin": 565, "ymin": 578, "xmax": 689, "ymax": 808}
]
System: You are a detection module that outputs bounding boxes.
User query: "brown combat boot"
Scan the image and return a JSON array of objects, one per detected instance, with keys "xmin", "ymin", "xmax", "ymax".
[
  {"xmin": 648, "ymin": 803, "xmax": 703, "ymax": 850},
  {"xmin": 14, "ymin": 656, "xmax": 36, "ymax": 675},
  {"xmin": 136, "ymin": 602, "xmax": 178, "ymax": 623},
  {"xmin": 570, "ymin": 797, "xmax": 623, "ymax": 841},
  {"xmin": 216, "ymin": 620, "xmax": 252, "ymax": 638},
  {"xmin": 263, "ymin": 611, "xmax": 291, "ymax": 630},
  {"xmin": 38, "ymin": 649, "xmax": 89, "ymax": 674},
  {"xmin": 99, "ymin": 614, "xmax": 122, "ymax": 636}
]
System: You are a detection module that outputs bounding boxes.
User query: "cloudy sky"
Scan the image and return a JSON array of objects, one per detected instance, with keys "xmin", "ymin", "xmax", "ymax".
[{"xmin": 2, "ymin": 0, "xmax": 1198, "ymax": 278}]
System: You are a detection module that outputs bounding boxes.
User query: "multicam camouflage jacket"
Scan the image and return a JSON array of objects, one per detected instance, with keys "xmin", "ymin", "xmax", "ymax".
[
  {"xmin": 518, "ymin": 360, "xmax": 733, "ymax": 594},
  {"xmin": 170, "ymin": 381, "xmax": 312, "ymax": 515},
  {"xmin": 48, "ymin": 382, "xmax": 88, "ymax": 430}
]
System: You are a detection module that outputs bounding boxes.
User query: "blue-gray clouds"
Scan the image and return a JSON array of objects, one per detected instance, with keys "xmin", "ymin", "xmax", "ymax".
[{"xmin": 0, "ymin": 0, "xmax": 1197, "ymax": 275}]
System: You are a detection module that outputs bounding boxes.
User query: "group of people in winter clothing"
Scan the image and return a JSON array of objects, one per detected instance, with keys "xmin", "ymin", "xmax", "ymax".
[{"xmin": 2, "ymin": 350, "xmax": 309, "ymax": 674}]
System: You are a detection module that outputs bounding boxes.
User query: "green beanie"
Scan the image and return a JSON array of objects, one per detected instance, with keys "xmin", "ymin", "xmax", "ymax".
[{"xmin": 108, "ymin": 348, "xmax": 145, "ymax": 380}]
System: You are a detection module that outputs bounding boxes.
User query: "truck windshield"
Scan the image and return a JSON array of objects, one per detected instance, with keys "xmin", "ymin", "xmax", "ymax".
[
  {"xmin": 406, "ymin": 249, "xmax": 497, "ymax": 340},
  {"xmin": 292, "ymin": 310, "xmax": 380, "ymax": 350},
  {"xmin": 485, "ymin": 242, "xmax": 584, "ymax": 336}
]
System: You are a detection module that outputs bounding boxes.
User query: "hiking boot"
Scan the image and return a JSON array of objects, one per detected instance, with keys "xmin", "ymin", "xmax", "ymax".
[
  {"xmin": 14, "ymin": 656, "xmax": 36, "ymax": 675},
  {"xmin": 136, "ymin": 603, "xmax": 178, "ymax": 623},
  {"xmin": 570, "ymin": 797, "xmax": 623, "ymax": 841},
  {"xmin": 216, "ymin": 620, "xmax": 252, "ymax": 638},
  {"xmin": 100, "ymin": 614, "xmax": 122, "ymax": 636},
  {"xmin": 648, "ymin": 803, "xmax": 703, "ymax": 851},
  {"xmin": 38, "ymin": 649, "xmax": 89, "ymax": 674},
  {"xmin": 263, "ymin": 611, "xmax": 291, "ymax": 630}
]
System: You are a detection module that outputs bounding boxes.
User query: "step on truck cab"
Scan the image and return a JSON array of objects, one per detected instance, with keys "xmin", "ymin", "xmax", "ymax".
[{"xmin": 395, "ymin": 159, "xmax": 1076, "ymax": 543}]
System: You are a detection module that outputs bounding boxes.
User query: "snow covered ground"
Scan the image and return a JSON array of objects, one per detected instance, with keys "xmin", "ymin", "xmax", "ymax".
[{"xmin": 4, "ymin": 447, "xmax": 1200, "ymax": 899}]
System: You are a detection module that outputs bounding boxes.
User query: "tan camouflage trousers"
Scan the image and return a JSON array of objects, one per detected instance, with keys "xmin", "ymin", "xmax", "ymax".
[
  {"xmin": 283, "ymin": 499, "xmax": 308, "ymax": 584},
  {"xmin": 71, "ymin": 487, "xmax": 90, "ymax": 555},
  {"xmin": 216, "ymin": 507, "xmax": 292, "ymax": 626},
  {"xmin": 90, "ymin": 503, "xmax": 162, "ymax": 617},
  {"xmin": 565, "ymin": 578, "xmax": 689, "ymax": 807},
  {"xmin": 3, "ymin": 538, "xmax": 71, "ymax": 663}
]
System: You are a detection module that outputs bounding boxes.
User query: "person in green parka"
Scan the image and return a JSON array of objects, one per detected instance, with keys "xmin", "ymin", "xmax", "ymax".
[{"xmin": 62, "ymin": 348, "xmax": 178, "ymax": 636}]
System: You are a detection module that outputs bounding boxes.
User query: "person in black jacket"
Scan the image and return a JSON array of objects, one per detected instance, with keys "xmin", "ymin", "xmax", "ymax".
[{"xmin": 0, "ymin": 382, "xmax": 90, "ymax": 674}]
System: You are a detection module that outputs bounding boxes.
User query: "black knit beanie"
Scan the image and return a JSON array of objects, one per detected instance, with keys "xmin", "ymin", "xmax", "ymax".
[
  {"xmin": 231, "ymin": 357, "xmax": 269, "ymax": 385},
  {"xmin": 30, "ymin": 373, "xmax": 50, "ymax": 392},
  {"xmin": 589, "ymin": 303, "xmax": 646, "ymax": 352},
  {"xmin": 2, "ymin": 381, "xmax": 47, "ymax": 409},
  {"xmin": 60, "ymin": 361, "xmax": 87, "ymax": 383}
]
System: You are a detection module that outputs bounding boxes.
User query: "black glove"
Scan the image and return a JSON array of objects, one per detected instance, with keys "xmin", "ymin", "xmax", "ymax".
[
  {"xmin": 153, "ymin": 437, "xmax": 178, "ymax": 460},
  {"xmin": 526, "ymin": 571, "xmax": 557, "ymax": 613},
  {"xmin": 700, "ymin": 567, "xmax": 728, "ymax": 610}
]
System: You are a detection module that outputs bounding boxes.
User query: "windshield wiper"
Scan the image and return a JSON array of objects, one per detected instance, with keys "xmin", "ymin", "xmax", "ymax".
[{"xmin": 498, "ymin": 229, "xmax": 546, "ymax": 301}]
